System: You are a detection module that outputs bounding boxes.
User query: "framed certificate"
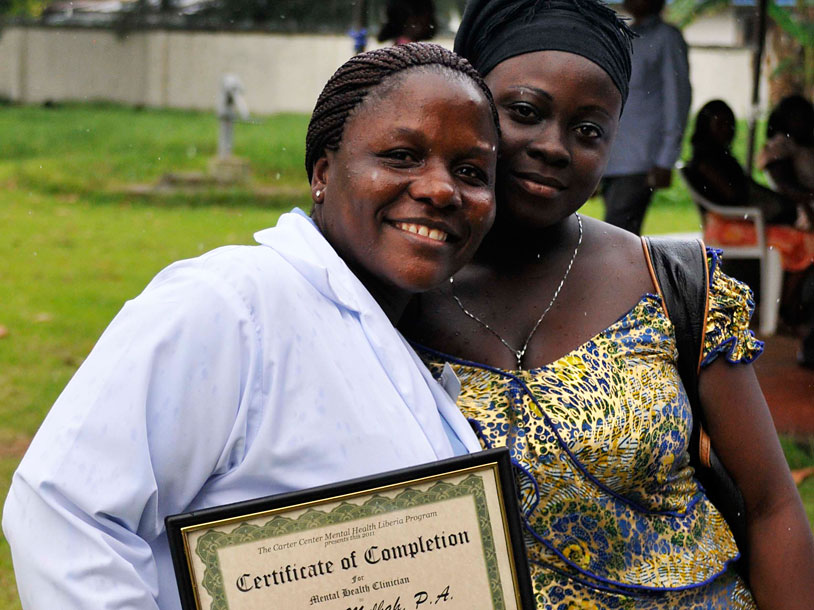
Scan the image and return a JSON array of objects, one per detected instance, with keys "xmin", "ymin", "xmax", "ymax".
[{"xmin": 166, "ymin": 447, "xmax": 534, "ymax": 609}]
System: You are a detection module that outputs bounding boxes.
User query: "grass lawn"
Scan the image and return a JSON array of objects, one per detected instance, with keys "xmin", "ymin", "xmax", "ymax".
[{"xmin": 0, "ymin": 103, "xmax": 809, "ymax": 606}]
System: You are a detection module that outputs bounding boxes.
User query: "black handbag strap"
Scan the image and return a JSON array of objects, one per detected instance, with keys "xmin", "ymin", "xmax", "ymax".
[
  {"xmin": 642, "ymin": 237, "xmax": 748, "ymax": 565},
  {"xmin": 643, "ymin": 236, "xmax": 708, "ymax": 433}
]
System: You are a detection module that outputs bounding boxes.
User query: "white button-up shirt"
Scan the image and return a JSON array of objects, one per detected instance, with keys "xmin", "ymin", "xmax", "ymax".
[{"xmin": 3, "ymin": 209, "xmax": 480, "ymax": 609}]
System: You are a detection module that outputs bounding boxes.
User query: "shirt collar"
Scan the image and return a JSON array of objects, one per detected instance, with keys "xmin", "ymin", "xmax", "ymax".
[
  {"xmin": 254, "ymin": 208, "xmax": 371, "ymax": 314},
  {"xmin": 256, "ymin": 209, "xmax": 482, "ymax": 456}
]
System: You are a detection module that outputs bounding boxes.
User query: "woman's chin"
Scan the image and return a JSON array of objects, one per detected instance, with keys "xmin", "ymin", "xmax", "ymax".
[
  {"xmin": 397, "ymin": 272, "xmax": 455, "ymax": 295},
  {"xmin": 493, "ymin": 185, "xmax": 586, "ymax": 233}
]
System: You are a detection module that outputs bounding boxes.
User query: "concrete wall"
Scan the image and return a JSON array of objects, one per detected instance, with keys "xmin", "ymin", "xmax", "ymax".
[
  {"xmin": 0, "ymin": 26, "xmax": 367, "ymax": 113},
  {"xmin": 689, "ymin": 46, "xmax": 764, "ymax": 117},
  {"xmin": 0, "ymin": 28, "xmax": 26, "ymax": 101},
  {"xmin": 19, "ymin": 28, "xmax": 149, "ymax": 104},
  {"xmin": 0, "ymin": 25, "xmax": 764, "ymax": 117},
  {"xmin": 683, "ymin": 12, "xmax": 742, "ymax": 48}
]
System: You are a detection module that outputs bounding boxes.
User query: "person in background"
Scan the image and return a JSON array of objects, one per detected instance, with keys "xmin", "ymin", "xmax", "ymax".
[
  {"xmin": 759, "ymin": 93, "xmax": 814, "ymax": 367},
  {"xmin": 759, "ymin": 94, "xmax": 814, "ymax": 228},
  {"xmin": 3, "ymin": 43, "xmax": 499, "ymax": 609},
  {"xmin": 378, "ymin": 0, "xmax": 437, "ymax": 45},
  {"xmin": 602, "ymin": 0, "xmax": 691, "ymax": 235},
  {"xmin": 686, "ymin": 99, "xmax": 814, "ymax": 369},
  {"xmin": 684, "ymin": 99, "xmax": 798, "ymax": 225},
  {"xmin": 401, "ymin": 0, "xmax": 814, "ymax": 607}
]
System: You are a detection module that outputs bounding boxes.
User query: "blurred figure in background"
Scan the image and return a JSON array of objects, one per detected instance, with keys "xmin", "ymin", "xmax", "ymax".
[
  {"xmin": 685, "ymin": 99, "xmax": 798, "ymax": 224},
  {"xmin": 759, "ymin": 94, "xmax": 814, "ymax": 228},
  {"xmin": 378, "ymin": 0, "xmax": 437, "ymax": 45},
  {"xmin": 602, "ymin": 0, "xmax": 691, "ymax": 235},
  {"xmin": 759, "ymin": 94, "xmax": 814, "ymax": 367},
  {"xmin": 686, "ymin": 98, "xmax": 814, "ymax": 368}
]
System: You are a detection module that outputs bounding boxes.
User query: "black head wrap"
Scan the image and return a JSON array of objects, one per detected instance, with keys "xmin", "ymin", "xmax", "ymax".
[{"xmin": 454, "ymin": 0, "xmax": 634, "ymax": 106}]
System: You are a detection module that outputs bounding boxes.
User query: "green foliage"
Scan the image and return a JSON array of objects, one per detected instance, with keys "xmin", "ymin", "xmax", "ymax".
[
  {"xmin": 0, "ymin": 0, "xmax": 46, "ymax": 17},
  {"xmin": 769, "ymin": 0, "xmax": 814, "ymax": 46},
  {"xmin": 768, "ymin": 1, "xmax": 814, "ymax": 93},
  {"xmin": 201, "ymin": 0, "xmax": 362, "ymax": 29},
  {"xmin": 780, "ymin": 436, "xmax": 814, "ymax": 470},
  {"xmin": 667, "ymin": 0, "xmax": 731, "ymax": 28},
  {"xmin": 780, "ymin": 437, "xmax": 814, "ymax": 525},
  {"xmin": 0, "ymin": 103, "xmax": 310, "ymax": 197},
  {"xmin": 99, "ymin": 0, "xmax": 469, "ymax": 35}
]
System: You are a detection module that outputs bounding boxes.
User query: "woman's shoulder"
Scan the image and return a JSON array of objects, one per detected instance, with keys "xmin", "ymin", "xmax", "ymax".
[
  {"xmin": 406, "ymin": 217, "xmax": 651, "ymax": 313},
  {"xmin": 401, "ymin": 216, "xmax": 656, "ymax": 365},
  {"xmin": 580, "ymin": 216, "xmax": 651, "ymax": 280},
  {"xmin": 142, "ymin": 243, "xmax": 305, "ymax": 327},
  {"xmin": 153, "ymin": 244, "xmax": 281, "ymax": 291},
  {"xmin": 574, "ymin": 217, "xmax": 653, "ymax": 304}
]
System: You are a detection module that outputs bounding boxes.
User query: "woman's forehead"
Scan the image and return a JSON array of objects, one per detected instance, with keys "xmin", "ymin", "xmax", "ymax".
[
  {"xmin": 348, "ymin": 70, "xmax": 489, "ymax": 128},
  {"xmin": 362, "ymin": 66, "xmax": 482, "ymax": 110},
  {"xmin": 344, "ymin": 71, "xmax": 496, "ymax": 141},
  {"xmin": 488, "ymin": 51, "xmax": 619, "ymax": 97}
]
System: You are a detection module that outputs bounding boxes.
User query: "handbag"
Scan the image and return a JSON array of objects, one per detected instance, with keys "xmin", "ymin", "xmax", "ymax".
[{"xmin": 643, "ymin": 236, "xmax": 748, "ymax": 570}]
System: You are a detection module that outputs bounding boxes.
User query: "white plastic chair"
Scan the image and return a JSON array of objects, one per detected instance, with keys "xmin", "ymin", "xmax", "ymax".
[{"xmin": 678, "ymin": 167, "xmax": 782, "ymax": 336}]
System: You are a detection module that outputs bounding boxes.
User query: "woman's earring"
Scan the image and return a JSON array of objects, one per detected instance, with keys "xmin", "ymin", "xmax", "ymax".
[{"xmin": 315, "ymin": 189, "xmax": 322, "ymax": 200}]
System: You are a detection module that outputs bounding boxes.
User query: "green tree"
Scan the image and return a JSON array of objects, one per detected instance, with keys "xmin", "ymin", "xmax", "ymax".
[
  {"xmin": 0, "ymin": 0, "xmax": 46, "ymax": 17},
  {"xmin": 767, "ymin": 0, "xmax": 814, "ymax": 99}
]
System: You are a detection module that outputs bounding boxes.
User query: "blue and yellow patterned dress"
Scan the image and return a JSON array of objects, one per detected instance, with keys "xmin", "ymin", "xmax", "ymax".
[{"xmin": 418, "ymin": 251, "xmax": 762, "ymax": 609}]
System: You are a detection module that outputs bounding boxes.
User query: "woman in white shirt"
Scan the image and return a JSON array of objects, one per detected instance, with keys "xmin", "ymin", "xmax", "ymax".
[{"xmin": 2, "ymin": 43, "xmax": 499, "ymax": 610}]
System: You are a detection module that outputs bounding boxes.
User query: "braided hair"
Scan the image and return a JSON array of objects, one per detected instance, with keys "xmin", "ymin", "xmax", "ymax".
[{"xmin": 305, "ymin": 42, "xmax": 499, "ymax": 181}]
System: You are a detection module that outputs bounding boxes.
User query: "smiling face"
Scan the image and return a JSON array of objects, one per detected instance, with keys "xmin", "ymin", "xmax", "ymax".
[
  {"xmin": 311, "ymin": 68, "xmax": 498, "ymax": 311},
  {"xmin": 485, "ymin": 50, "xmax": 622, "ymax": 231}
]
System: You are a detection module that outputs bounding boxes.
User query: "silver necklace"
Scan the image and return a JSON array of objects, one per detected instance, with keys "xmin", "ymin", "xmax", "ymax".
[{"xmin": 450, "ymin": 213, "xmax": 583, "ymax": 370}]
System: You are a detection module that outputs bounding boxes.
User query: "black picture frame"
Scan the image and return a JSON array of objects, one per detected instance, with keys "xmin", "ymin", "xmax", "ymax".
[{"xmin": 166, "ymin": 447, "xmax": 533, "ymax": 609}]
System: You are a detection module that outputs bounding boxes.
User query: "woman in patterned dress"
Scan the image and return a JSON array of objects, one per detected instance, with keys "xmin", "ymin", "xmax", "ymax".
[{"xmin": 400, "ymin": 0, "xmax": 814, "ymax": 607}]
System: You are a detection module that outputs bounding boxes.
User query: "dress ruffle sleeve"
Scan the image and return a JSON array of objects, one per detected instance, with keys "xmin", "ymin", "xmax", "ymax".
[{"xmin": 701, "ymin": 248, "xmax": 765, "ymax": 367}]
